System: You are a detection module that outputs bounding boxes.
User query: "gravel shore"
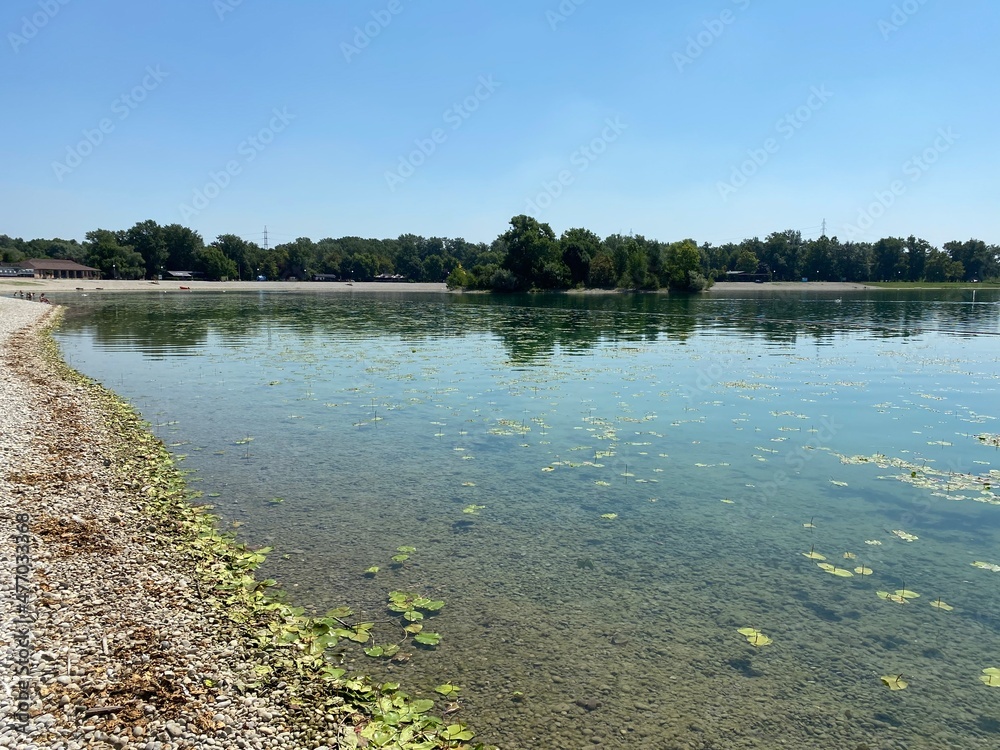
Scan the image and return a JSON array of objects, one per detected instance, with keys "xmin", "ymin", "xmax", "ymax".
[{"xmin": 0, "ymin": 297, "xmax": 313, "ymax": 749}]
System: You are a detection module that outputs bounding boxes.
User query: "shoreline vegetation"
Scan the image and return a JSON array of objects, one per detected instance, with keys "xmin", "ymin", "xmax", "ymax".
[
  {"xmin": 0, "ymin": 297, "xmax": 496, "ymax": 750},
  {"xmin": 2, "ymin": 216, "xmax": 997, "ymax": 292}
]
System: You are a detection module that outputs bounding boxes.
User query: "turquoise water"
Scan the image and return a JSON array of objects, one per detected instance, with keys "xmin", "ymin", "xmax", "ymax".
[{"xmin": 52, "ymin": 290, "xmax": 1000, "ymax": 749}]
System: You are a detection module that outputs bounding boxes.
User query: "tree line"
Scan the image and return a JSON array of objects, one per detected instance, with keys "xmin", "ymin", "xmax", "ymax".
[{"xmin": 1, "ymin": 216, "xmax": 997, "ymax": 289}]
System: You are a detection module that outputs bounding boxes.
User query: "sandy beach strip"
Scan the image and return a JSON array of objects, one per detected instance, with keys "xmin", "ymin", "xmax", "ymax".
[
  {"xmin": 0, "ymin": 280, "xmax": 452, "ymax": 295},
  {"xmin": 2, "ymin": 278, "xmax": 873, "ymax": 296},
  {"xmin": 0, "ymin": 297, "xmax": 312, "ymax": 749}
]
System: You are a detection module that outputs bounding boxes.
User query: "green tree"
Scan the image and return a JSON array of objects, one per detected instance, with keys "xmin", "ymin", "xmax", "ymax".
[
  {"xmin": 84, "ymin": 229, "xmax": 144, "ymax": 279},
  {"xmin": 587, "ymin": 252, "xmax": 617, "ymax": 288},
  {"xmin": 944, "ymin": 239, "xmax": 997, "ymax": 281},
  {"xmin": 500, "ymin": 215, "xmax": 563, "ymax": 288},
  {"xmin": 212, "ymin": 234, "xmax": 262, "ymax": 280},
  {"xmin": 872, "ymin": 237, "xmax": 907, "ymax": 281},
  {"xmin": 663, "ymin": 239, "xmax": 710, "ymax": 290},
  {"xmin": 196, "ymin": 246, "xmax": 238, "ymax": 280},
  {"xmin": 125, "ymin": 220, "xmax": 167, "ymax": 279},
  {"xmin": 734, "ymin": 249, "xmax": 759, "ymax": 274},
  {"xmin": 904, "ymin": 236, "xmax": 930, "ymax": 281},
  {"xmin": 162, "ymin": 224, "xmax": 204, "ymax": 271},
  {"xmin": 559, "ymin": 228, "xmax": 601, "ymax": 286}
]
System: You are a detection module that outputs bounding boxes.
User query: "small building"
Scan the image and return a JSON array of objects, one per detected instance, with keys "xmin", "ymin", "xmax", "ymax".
[
  {"xmin": 312, "ymin": 274, "xmax": 339, "ymax": 282},
  {"xmin": 374, "ymin": 273, "xmax": 407, "ymax": 282},
  {"xmin": 723, "ymin": 271, "xmax": 769, "ymax": 282},
  {"xmin": 18, "ymin": 259, "xmax": 100, "ymax": 280},
  {"xmin": 0, "ymin": 265, "xmax": 36, "ymax": 278}
]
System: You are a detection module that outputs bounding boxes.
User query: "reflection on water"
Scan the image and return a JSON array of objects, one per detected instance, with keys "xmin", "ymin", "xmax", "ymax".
[{"xmin": 53, "ymin": 290, "xmax": 1000, "ymax": 749}]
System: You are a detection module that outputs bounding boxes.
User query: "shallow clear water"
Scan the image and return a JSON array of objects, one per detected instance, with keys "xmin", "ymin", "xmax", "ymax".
[{"xmin": 51, "ymin": 289, "xmax": 1000, "ymax": 750}]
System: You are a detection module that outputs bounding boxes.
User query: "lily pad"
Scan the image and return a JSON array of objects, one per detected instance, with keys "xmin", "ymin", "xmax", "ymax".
[
  {"xmin": 980, "ymin": 667, "xmax": 1000, "ymax": 687},
  {"xmin": 601, "ymin": 513, "xmax": 618, "ymax": 520},
  {"xmin": 737, "ymin": 627, "xmax": 772, "ymax": 647},
  {"xmin": 854, "ymin": 566, "xmax": 873, "ymax": 576},
  {"xmin": 894, "ymin": 589, "xmax": 920, "ymax": 599},
  {"xmin": 877, "ymin": 591, "xmax": 909, "ymax": 604},
  {"xmin": 803, "ymin": 551, "xmax": 827, "ymax": 560},
  {"xmin": 881, "ymin": 674, "xmax": 908, "ymax": 691},
  {"xmin": 930, "ymin": 598, "xmax": 953, "ymax": 611},
  {"xmin": 971, "ymin": 561, "xmax": 1000, "ymax": 572}
]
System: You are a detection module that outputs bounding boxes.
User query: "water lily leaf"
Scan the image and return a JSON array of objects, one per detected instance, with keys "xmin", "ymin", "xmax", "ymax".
[
  {"xmin": 829, "ymin": 567, "xmax": 854, "ymax": 577},
  {"xmin": 891, "ymin": 529, "xmax": 918, "ymax": 542},
  {"xmin": 397, "ymin": 546, "xmax": 416, "ymax": 554},
  {"xmin": 877, "ymin": 591, "xmax": 908, "ymax": 604},
  {"xmin": 803, "ymin": 551, "xmax": 827, "ymax": 560},
  {"xmin": 971, "ymin": 561, "xmax": 1000, "ymax": 572},
  {"xmin": 817, "ymin": 563, "xmax": 836, "ymax": 571},
  {"xmin": 981, "ymin": 668, "xmax": 1000, "ymax": 687},
  {"xmin": 442, "ymin": 724, "xmax": 474, "ymax": 741},
  {"xmin": 894, "ymin": 589, "xmax": 920, "ymax": 599},
  {"xmin": 435, "ymin": 683, "xmax": 460, "ymax": 696},
  {"xmin": 930, "ymin": 598, "xmax": 953, "ymax": 611},
  {"xmin": 854, "ymin": 566, "xmax": 873, "ymax": 576},
  {"xmin": 737, "ymin": 627, "xmax": 772, "ymax": 647},
  {"xmin": 414, "ymin": 631, "xmax": 441, "ymax": 646},
  {"xmin": 843, "ymin": 552, "xmax": 857, "ymax": 560},
  {"xmin": 411, "ymin": 699, "xmax": 435, "ymax": 713},
  {"xmin": 601, "ymin": 513, "xmax": 618, "ymax": 520},
  {"xmin": 881, "ymin": 674, "xmax": 908, "ymax": 691}
]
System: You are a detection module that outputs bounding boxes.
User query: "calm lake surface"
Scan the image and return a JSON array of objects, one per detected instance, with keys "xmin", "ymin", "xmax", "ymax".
[{"xmin": 52, "ymin": 289, "xmax": 1000, "ymax": 750}]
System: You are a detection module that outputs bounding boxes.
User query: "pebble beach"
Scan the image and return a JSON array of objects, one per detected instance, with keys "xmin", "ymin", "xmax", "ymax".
[{"xmin": 0, "ymin": 296, "xmax": 328, "ymax": 750}]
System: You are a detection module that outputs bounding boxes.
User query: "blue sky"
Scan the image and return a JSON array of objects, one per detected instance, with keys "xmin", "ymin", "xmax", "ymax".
[{"xmin": 3, "ymin": 0, "xmax": 997, "ymax": 248}]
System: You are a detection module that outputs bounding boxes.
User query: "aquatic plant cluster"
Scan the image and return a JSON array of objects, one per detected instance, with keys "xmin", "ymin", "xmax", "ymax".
[{"xmin": 40, "ymin": 352, "xmax": 496, "ymax": 747}]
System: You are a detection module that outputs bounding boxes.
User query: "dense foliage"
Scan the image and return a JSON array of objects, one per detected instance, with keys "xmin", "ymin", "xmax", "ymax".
[{"xmin": 2, "ymin": 217, "xmax": 997, "ymax": 289}]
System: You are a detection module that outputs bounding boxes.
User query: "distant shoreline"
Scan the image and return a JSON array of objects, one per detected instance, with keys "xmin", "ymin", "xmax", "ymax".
[{"xmin": 2, "ymin": 278, "xmax": 877, "ymax": 294}]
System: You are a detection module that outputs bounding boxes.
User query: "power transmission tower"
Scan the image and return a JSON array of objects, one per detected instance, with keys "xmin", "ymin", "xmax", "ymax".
[
  {"xmin": 263, "ymin": 226, "xmax": 269, "ymax": 251},
  {"xmin": 822, "ymin": 219, "xmax": 827, "ymax": 237}
]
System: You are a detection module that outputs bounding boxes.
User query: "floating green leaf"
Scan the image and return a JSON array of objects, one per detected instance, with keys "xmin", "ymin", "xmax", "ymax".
[
  {"xmin": 980, "ymin": 667, "xmax": 1000, "ymax": 687},
  {"xmin": 414, "ymin": 631, "xmax": 441, "ymax": 646},
  {"xmin": 881, "ymin": 674, "xmax": 908, "ymax": 691}
]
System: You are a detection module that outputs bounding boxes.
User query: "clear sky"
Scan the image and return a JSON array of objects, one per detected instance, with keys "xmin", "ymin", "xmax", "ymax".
[{"xmin": 3, "ymin": 0, "xmax": 997, "ymax": 249}]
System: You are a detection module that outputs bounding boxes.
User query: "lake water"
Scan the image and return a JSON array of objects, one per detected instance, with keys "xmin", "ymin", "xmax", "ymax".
[{"xmin": 51, "ymin": 289, "xmax": 1000, "ymax": 750}]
